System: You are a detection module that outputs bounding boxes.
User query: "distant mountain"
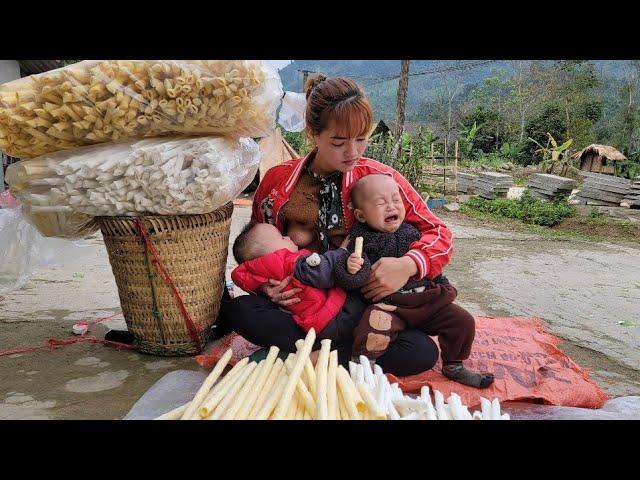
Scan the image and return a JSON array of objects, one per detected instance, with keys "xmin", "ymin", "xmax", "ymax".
[{"xmin": 278, "ymin": 60, "xmax": 631, "ymax": 122}]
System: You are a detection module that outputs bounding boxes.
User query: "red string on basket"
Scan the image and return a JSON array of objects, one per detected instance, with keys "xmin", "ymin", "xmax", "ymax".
[{"xmin": 134, "ymin": 217, "xmax": 202, "ymax": 354}]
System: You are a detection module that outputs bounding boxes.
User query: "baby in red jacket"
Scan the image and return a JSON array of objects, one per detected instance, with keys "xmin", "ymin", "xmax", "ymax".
[{"xmin": 230, "ymin": 222, "xmax": 363, "ymax": 345}]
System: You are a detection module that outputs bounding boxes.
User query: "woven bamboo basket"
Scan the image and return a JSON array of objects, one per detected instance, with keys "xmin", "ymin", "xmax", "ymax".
[{"xmin": 97, "ymin": 202, "xmax": 233, "ymax": 356}]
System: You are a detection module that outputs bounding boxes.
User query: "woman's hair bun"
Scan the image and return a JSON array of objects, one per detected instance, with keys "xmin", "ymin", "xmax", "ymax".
[{"xmin": 304, "ymin": 73, "xmax": 328, "ymax": 99}]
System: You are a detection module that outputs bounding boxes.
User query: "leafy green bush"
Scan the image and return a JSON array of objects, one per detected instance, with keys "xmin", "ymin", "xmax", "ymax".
[
  {"xmin": 282, "ymin": 130, "xmax": 311, "ymax": 156},
  {"xmin": 518, "ymin": 190, "xmax": 575, "ymax": 226},
  {"xmin": 498, "ymin": 142, "xmax": 527, "ymax": 165},
  {"xmin": 461, "ymin": 190, "xmax": 575, "ymax": 226},
  {"xmin": 365, "ymin": 130, "xmax": 430, "ymax": 189}
]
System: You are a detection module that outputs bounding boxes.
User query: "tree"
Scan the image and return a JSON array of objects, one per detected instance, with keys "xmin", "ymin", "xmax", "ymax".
[
  {"xmin": 428, "ymin": 66, "xmax": 465, "ymax": 143},
  {"xmin": 524, "ymin": 103, "xmax": 567, "ymax": 164},
  {"xmin": 470, "ymin": 70, "xmax": 514, "ymax": 147},
  {"xmin": 521, "ymin": 61, "xmax": 603, "ymax": 164},
  {"xmin": 508, "ymin": 61, "xmax": 550, "ymax": 143},
  {"xmin": 610, "ymin": 61, "xmax": 640, "ymax": 156},
  {"xmin": 547, "ymin": 61, "xmax": 602, "ymax": 148},
  {"xmin": 460, "ymin": 106, "xmax": 503, "ymax": 154},
  {"xmin": 393, "ymin": 60, "xmax": 411, "ymax": 161},
  {"xmin": 457, "ymin": 121, "xmax": 480, "ymax": 160}
]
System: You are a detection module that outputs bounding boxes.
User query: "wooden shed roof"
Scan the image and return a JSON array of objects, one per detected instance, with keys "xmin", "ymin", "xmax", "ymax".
[{"xmin": 573, "ymin": 144, "xmax": 627, "ymax": 161}]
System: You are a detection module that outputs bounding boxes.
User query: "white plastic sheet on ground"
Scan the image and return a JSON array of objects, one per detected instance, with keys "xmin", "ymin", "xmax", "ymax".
[
  {"xmin": 0, "ymin": 206, "xmax": 92, "ymax": 294},
  {"xmin": 123, "ymin": 369, "xmax": 640, "ymax": 420},
  {"xmin": 124, "ymin": 370, "xmax": 207, "ymax": 420}
]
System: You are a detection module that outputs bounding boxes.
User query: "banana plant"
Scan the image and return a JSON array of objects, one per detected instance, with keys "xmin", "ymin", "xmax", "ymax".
[
  {"xmin": 417, "ymin": 126, "xmax": 435, "ymax": 149},
  {"xmin": 499, "ymin": 142, "xmax": 524, "ymax": 162},
  {"xmin": 458, "ymin": 121, "xmax": 480, "ymax": 161},
  {"xmin": 528, "ymin": 133, "xmax": 573, "ymax": 173},
  {"xmin": 467, "ymin": 121, "xmax": 480, "ymax": 144}
]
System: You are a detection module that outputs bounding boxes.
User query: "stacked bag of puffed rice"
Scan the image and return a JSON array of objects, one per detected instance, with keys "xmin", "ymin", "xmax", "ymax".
[{"xmin": 1, "ymin": 60, "xmax": 282, "ymax": 238}]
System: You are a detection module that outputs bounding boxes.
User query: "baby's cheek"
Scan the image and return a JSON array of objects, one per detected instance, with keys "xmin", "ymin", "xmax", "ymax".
[{"xmin": 372, "ymin": 214, "xmax": 386, "ymax": 229}]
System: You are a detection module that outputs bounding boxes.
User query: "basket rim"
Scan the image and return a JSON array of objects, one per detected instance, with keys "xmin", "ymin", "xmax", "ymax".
[{"xmin": 94, "ymin": 202, "xmax": 234, "ymax": 222}]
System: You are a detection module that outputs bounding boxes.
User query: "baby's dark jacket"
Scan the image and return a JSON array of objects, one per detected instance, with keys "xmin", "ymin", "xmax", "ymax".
[{"xmin": 333, "ymin": 221, "xmax": 434, "ymax": 292}]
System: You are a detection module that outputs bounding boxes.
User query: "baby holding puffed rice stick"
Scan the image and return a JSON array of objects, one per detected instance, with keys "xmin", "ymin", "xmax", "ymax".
[{"xmin": 335, "ymin": 174, "xmax": 494, "ymax": 389}]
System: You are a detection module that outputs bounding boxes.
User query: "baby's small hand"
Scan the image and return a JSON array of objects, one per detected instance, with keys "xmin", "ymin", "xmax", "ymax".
[{"xmin": 347, "ymin": 253, "xmax": 364, "ymax": 274}]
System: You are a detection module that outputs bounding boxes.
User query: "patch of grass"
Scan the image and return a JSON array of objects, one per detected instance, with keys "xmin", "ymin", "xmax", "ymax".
[
  {"xmin": 452, "ymin": 207, "xmax": 613, "ymax": 243},
  {"xmin": 584, "ymin": 216, "xmax": 613, "ymax": 226},
  {"xmin": 460, "ymin": 190, "xmax": 575, "ymax": 227},
  {"xmin": 579, "ymin": 212, "xmax": 637, "ymax": 230},
  {"xmin": 461, "ymin": 157, "xmax": 505, "ymax": 171},
  {"xmin": 535, "ymin": 225, "xmax": 610, "ymax": 243},
  {"xmin": 512, "ymin": 174, "xmax": 528, "ymax": 186},
  {"xmin": 587, "ymin": 207, "xmax": 605, "ymax": 220},
  {"xmin": 454, "ymin": 200, "xmax": 640, "ymax": 246}
]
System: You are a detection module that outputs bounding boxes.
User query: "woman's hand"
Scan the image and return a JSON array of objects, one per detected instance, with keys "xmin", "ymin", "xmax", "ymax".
[
  {"xmin": 259, "ymin": 275, "xmax": 302, "ymax": 306},
  {"xmin": 361, "ymin": 257, "xmax": 418, "ymax": 302}
]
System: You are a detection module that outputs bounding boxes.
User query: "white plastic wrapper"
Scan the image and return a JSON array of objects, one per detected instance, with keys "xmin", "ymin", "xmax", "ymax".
[
  {"xmin": 0, "ymin": 60, "xmax": 283, "ymax": 158},
  {"xmin": 0, "ymin": 206, "xmax": 92, "ymax": 294},
  {"xmin": 6, "ymin": 159, "xmax": 98, "ymax": 239},
  {"xmin": 18, "ymin": 203, "xmax": 97, "ymax": 239},
  {"xmin": 278, "ymin": 91, "xmax": 306, "ymax": 132},
  {"xmin": 6, "ymin": 136, "xmax": 263, "ymax": 218}
]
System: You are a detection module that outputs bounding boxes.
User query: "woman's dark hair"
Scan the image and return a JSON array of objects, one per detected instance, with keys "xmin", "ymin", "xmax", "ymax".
[{"xmin": 303, "ymin": 73, "xmax": 374, "ymax": 141}]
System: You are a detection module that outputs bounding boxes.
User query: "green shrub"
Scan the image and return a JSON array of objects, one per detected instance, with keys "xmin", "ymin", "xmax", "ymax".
[
  {"xmin": 282, "ymin": 130, "xmax": 311, "ymax": 156},
  {"xmin": 461, "ymin": 190, "xmax": 575, "ymax": 226}
]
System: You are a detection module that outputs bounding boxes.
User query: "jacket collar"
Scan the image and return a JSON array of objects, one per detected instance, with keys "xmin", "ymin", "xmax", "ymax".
[
  {"xmin": 284, "ymin": 149, "xmax": 362, "ymax": 194},
  {"xmin": 284, "ymin": 149, "xmax": 314, "ymax": 194}
]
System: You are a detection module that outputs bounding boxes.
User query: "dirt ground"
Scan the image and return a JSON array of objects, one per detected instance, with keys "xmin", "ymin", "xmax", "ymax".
[{"xmin": 1, "ymin": 204, "xmax": 639, "ymax": 419}]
